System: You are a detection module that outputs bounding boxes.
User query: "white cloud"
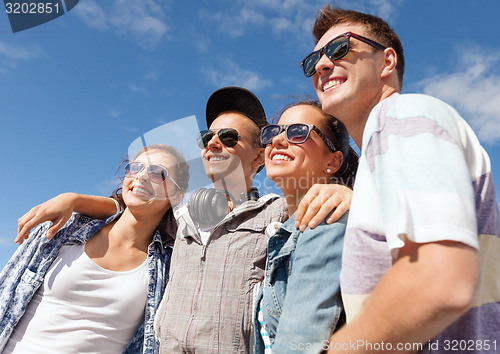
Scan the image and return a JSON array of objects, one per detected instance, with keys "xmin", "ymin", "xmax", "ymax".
[
  {"xmin": 0, "ymin": 236, "xmax": 11, "ymax": 245},
  {"xmin": 417, "ymin": 49, "xmax": 500, "ymax": 144},
  {"xmin": 144, "ymin": 68, "xmax": 160, "ymax": 81},
  {"xmin": 365, "ymin": 0, "xmax": 404, "ymax": 21},
  {"xmin": 96, "ymin": 177, "xmax": 122, "ymax": 197},
  {"xmin": 129, "ymin": 83, "xmax": 149, "ymax": 95},
  {"xmin": 0, "ymin": 41, "xmax": 44, "ymax": 60},
  {"xmin": 202, "ymin": 0, "xmax": 403, "ymax": 41},
  {"xmin": 202, "ymin": 58, "xmax": 272, "ymax": 91},
  {"xmin": 220, "ymin": 8, "xmax": 268, "ymax": 38},
  {"xmin": 74, "ymin": 0, "xmax": 108, "ymax": 30},
  {"xmin": 74, "ymin": 0, "xmax": 169, "ymax": 48},
  {"xmin": 122, "ymin": 126, "xmax": 139, "ymax": 133},
  {"xmin": 0, "ymin": 41, "xmax": 44, "ymax": 75},
  {"xmin": 201, "ymin": 1, "xmax": 313, "ymax": 39},
  {"xmin": 108, "ymin": 109, "xmax": 121, "ymax": 118}
]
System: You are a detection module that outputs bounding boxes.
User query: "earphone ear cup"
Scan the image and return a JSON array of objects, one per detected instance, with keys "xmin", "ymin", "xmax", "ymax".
[
  {"xmin": 198, "ymin": 189, "xmax": 216, "ymax": 223},
  {"xmin": 203, "ymin": 189, "xmax": 229, "ymax": 224},
  {"xmin": 188, "ymin": 188, "xmax": 232, "ymax": 225},
  {"xmin": 187, "ymin": 188, "xmax": 205, "ymax": 222}
]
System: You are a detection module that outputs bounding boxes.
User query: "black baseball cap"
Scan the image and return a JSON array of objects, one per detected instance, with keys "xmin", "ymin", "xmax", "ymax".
[{"xmin": 205, "ymin": 86, "xmax": 267, "ymax": 128}]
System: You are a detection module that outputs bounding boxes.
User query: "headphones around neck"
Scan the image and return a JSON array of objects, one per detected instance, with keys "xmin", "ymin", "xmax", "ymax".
[{"xmin": 187, "ymin": 187, "xmax": 259, "ymax": 225}]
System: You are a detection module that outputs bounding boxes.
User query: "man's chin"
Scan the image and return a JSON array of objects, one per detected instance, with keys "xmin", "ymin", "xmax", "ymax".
[
  {"xmin": 203, "ymin": 158, "xmax": 242, "ymax": 182},
  {"xmin": 205, "ymin": 169, "xmax": 231, "ymax": 183}
]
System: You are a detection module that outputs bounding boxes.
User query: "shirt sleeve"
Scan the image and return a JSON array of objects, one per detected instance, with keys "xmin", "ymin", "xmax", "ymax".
[
  {"xmin": 0, "ymin": 222, "xmax": 50, "ymax": 292},
  {"xmin": 366, "ymin": 97, "xmax": 478, "ymax": 253},
  {"xmin": 0, "ymin": 222, "xmax": 50, "ymax": 350}
]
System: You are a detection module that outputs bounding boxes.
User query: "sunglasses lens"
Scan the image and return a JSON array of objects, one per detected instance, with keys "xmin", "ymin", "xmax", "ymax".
[
  {"xmin": 302, "ymin": 50, "xmax": 321, "ymax": 77},
  {"xmin": 218, "ymin": 128, "xmax": 239, "ymax": 147},
  {"xmin": 301, "ymin": 35, "xmax": 349, "ymax": 77},
  {"xmin": 125, "ymin": 161, "xmax": 143, "ymax": 176},
  {"xmin": 147, "ymin": 165, "xmax": 167, "ymax": 184},
  {"xmin": 260, "ymin": 125, "xmax": 282, "ymax": 145},
  {"xmin": 197, "ymin": 130, "xmax": 214, "ymax": 149},
  {"xmin": 325, "ymin": 36, "xmax": 349, "ymax": 61},
  {"xmin": 125, "ymin": 161, "xmax": 168, "ymax": 184},
  {"xmin": 287, "ymin": 124, "xmax": 310, "ymax": 144}
]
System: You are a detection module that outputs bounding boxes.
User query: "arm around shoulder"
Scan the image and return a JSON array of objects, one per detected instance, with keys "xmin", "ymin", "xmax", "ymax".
[
  {"xmin": 295, "ymin": 184, "xmax": 352, "ymax": 231},
  {"xmin": 16, "ymin": 193, "xmax": 117, "ymax": 243}
]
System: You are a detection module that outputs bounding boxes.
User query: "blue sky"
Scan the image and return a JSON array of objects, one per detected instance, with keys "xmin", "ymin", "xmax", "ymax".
[{"xmin": 1, "ymin": 0, "xmax": 500, "ymax": 268}]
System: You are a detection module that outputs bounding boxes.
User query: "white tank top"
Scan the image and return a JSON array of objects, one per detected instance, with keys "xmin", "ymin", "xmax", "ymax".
[{"xmin": 4, "ymin": 243, "xmax": 149, "ymax": 354}]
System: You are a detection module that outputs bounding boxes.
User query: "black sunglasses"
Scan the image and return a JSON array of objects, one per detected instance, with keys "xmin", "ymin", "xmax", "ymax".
[
  {"xmin": 300, "ymin": 31, "xmax": 387, "ymax": 77},
  {"xmin": 124, "ymin": 161, "xmax": 182, "ymax": 190},
  {"xmin": 260, "ymin": 123, "xmax": 337, "ymax": 152},
  {"xmin": 196, "ymin": 128, "xmax": 241, "ymax": 149}
]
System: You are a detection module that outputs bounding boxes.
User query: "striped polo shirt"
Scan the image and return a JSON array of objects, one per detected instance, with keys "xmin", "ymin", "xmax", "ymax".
[{"xmin": 341, "ymin": 93, "xmax": 500, "ymax": 353}]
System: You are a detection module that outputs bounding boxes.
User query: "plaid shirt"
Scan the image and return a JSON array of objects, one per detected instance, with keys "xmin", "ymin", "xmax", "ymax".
[{"xmin": 155, "ymin": 193, "xmax": 287, "ymax": 353}]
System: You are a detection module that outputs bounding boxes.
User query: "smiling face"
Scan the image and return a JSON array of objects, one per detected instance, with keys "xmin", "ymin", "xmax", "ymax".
[
  {"xmin": 265, "ymin": 104, "xmax": 342, "ymax": 200},
  {"xmin": 312, "ymin": 24, "xmax": 388, "ymax": 132},
  {"xmin": 201, "ymin": 112, "xmax": 263, "ymax": 186},
  {"xmin": 122, "ymin": 149, "xmax": 179, "ymax": 214}
]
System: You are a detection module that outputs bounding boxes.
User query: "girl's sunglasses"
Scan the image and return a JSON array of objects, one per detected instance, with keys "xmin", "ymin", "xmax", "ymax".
[
  {"xmin": 124, "ymin": 161, "xmax": 182, "ymax": 190},
  {"xmin": 260, "ymin": 123, "xmax": 337, "ymax": 152},
  {"xmin": 300, "ymin": 31, "xmax": 387, "ymax": 77},
  {"xmin": 196, "ymin": 128, "xmax": 241, "ymax": 149}
]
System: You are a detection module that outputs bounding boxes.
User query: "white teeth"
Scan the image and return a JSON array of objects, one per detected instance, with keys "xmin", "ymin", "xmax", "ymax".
[
  {"xmin": 209, "ymin": 156, "xmax": 226, "ymax": 162},
  {"xmin": 323, "ymin": 79, "xmax": 342, "ymax": 91},
  {"xmin": 272, "ymin": 154, "xmax": 293, "ymax": 161},
  {"xmin": 134, "ymin": 187, "xmax": 151, "ymax": 195}
]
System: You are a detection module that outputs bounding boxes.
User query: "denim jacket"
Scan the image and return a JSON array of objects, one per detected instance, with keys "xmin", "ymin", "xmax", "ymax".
[
  {"xmin": 254, "ymin": 212, "xmax": 347, "ymax": 354},
  {"xmin": 0, "ymin": 213, "xmax": 171, "ymax": 354}
]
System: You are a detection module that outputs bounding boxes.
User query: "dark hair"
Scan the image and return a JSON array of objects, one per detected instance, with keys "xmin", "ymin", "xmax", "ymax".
[
  {"xmin": 274, "ymin": 99, "xmax": 358, "ymax": 189},
  {"xmin": 312, "ymin": 5, "xmax": 404, "ymax": 89},
  {"xmin": 111, "ymin": 144, "xmax": 189, "ymax": 245}
]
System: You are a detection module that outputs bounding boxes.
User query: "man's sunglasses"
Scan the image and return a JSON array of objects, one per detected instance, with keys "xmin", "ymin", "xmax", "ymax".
[
  {"xmin": 196, "ymin": 128, "xmax": 241, "ymax": 149},
  {"xmin": 260, "ymin": 123, "xmax": 337, "ymax": 152},
  {"xmin": 300, "ymin": 31, "xmax": 387, "ymax": 77},
  {"xmin": 124, "ymin": 161, "xmax": 182, "ymax": 190}
]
